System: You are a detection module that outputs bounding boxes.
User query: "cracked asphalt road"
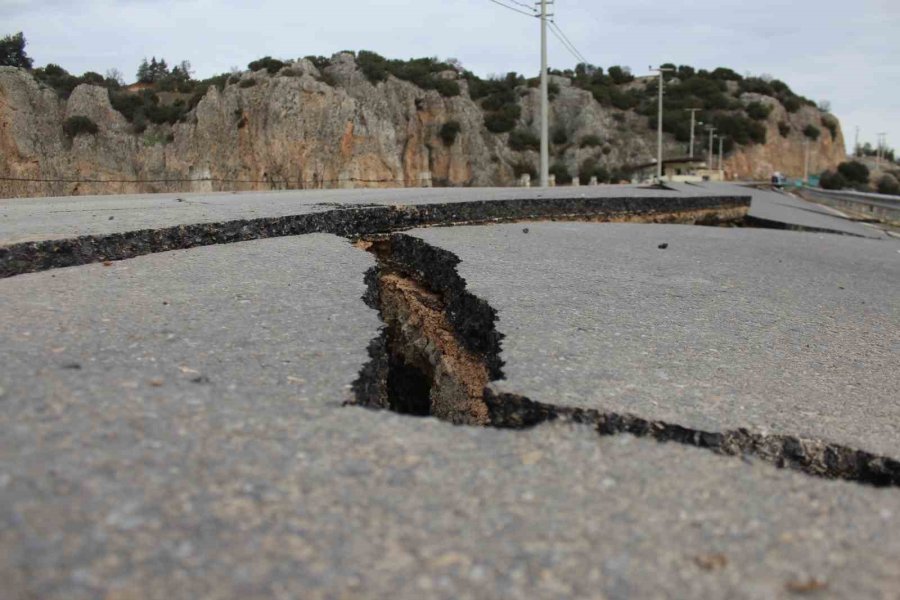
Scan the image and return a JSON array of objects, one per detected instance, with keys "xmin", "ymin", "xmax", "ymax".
[
  {"xmin": 410, "ymin": 222, "xmax": 900, "ymax": 459},
  {"xmin": 0, "ymin": 184, "xmax": 739, "ymax": 246},
  {"xmin": 2, "ymin": 191, "xmax": 899, "ymax": 598}
]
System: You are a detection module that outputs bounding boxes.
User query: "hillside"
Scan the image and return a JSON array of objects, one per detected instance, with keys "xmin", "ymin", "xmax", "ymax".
[{"xmin": 0, "ymin": 52, "xmax": 846, "ymax": 198}]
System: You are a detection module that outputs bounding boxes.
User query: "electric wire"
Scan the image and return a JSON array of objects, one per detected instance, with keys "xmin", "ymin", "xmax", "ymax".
[
  {"xmin": 548, "ymin": 21, "xmax": 588, "ymax": 64},
  {"xmin": 505, "ymin": 0, "xmax": 538, "ymax": 11},
  {"xmin": 486, "ymin": 0, "xmax": 538, "ymax": 18}
]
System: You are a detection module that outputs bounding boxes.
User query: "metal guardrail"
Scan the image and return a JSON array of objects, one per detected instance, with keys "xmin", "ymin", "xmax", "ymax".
[{"xmin": 798, "ymin": 187, "xmax": 900, "ymax": 223}]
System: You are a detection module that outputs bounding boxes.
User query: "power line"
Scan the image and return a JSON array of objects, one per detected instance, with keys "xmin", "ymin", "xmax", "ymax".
[
  {"xmin": 548, "ymin": 21, "xmax": 587, "ymax": 64},
  {"xmin": 549, "ymin": 20, "xmax": 587, "ymax": 64},
  {"xmin": 486, "ymin": 0, "xmax": 538, "ymax": 18},
  {"xmin": 506, "ymin": 0, "xmax": 538, "ymax": 11}
]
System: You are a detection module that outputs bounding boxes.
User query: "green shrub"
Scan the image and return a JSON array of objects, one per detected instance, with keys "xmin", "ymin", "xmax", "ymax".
[
  {"xmin": 710, "ymin": 67, "xmax": 742, "ymax": 81},
  {"xmin": 746, "ymin": 101, "xmax": 771, "ymax": 121},
  {"xmin": 611, "ymin": 113, "xmax": 626, "ymax": 124},
  {"xmin": 602, "ymin": 145, "xmax": 612, "ymax": 155},
  {"xmin": 433, "ymin": 78, "xmax": 460, "ymax": 97},
  {"xmin": 109, "ymin": 88, "xmax": 192, "ymax": 127},
  {"xmin": 0, "ymin": 32, "xmax": 32, "ymax": 69},
  {"xmin": 356, "ymin": 50, "xmax": 460, "ymax": 96},
  {"xmin": 610, "ymin": 88, "xmax": 640, "ymax": 110},
  {"xmin": 484, "ymin": 104, "xmax": 521, "ymax": 134},
  {"xmin": 783, "ymin": 96, "xmax": 801, "ymax": 113},
  {"xmin": 713, "ymin": 114, "xmax": 767, "ymax": 145},
  {"xmin": 508, "ymin": 129, "xmax": 540, "ymax": 151},
  {"xmin": 144, "ymin": 101, "xmax": 185, "ymax": 125},
  {"xmin": 549, "ymin": 162, "xmax": 573, "ymax": 185},
  {"xmin": 356, "ymin": 50, "xmax": 390, "ymax": 83},
  {"xmin": 778, "ymin": 122, "xmax": 791, "ymax": 137},
  {"xmin": 465, "ymin": 71, "xmax": 523, "ymax": 101},
  {"xmin": 142, "ymin": 130, "xmax": 172, "ymax": 147},
  {"xmin": 837, "ymin": 161, "xmax": 869, "ymax": 185},
  {"xmin": 821, "ymin": 114, "xmax": 838, "ymax": 139},
  {"xmin": 578, "ymin": 157, "xmax": 609, "ymax": 185},
  {"xmin": 304, "ymin": 55, "xmax": 332, "ymax": 71},
  {"xmin": 481, "ymin": 89, "xmax": 517, "ymax": 112},
  {"xmin": 876, "ymin": 174, "xmax": 900, "ymax": 196},
  {"xmin": 80, "ymin": 71, "xmax": 104, "ymax": 85},
  {"xmin": 109, "ymin": 91, "xmax": 145, "ymax": 121},
  {"xmin": 32, "ymin": 63, "xmax": 104, "ymax": 99},
  {"xmin": 803, "ymin": 124, "xmax": 821, "ymax": 140},
  {"xmin": 63, "ymin": 115, "xmax": 99, "ymax": 137},
  {"xmin": 239, "ymin": 78, "xmax": 258, "ymax": 88},
  {"xmin": 580, "ymin": 134, "xmax": 603, "ymax": 148},
  {"xmin": 281, "ymin": 68, "xmax": 303, "ymax": 77},
  {"xmin": 551, "ymin": 128, "xmax": 568, "ymax": 145},
  {"xmin": 820, "ymin": 170, "xmax": 847, "ymax": 190},
  {"xmin": 248, "ymin": 56, "xmax": 286, "ymax": 74},
  {"xmin": 483, "ymin": 112, "xmax": 513, "ymax": 133},
  {"xmin": 439, "ymin": 121, "xmax": 461, "ymax": 146},
  {"xmin": 548, "ymin": 81, "xmax": 560, "ymax": 100},
  {"xmin": 607, "ymin": 66, "xmax": 634, "ymax": 84}
]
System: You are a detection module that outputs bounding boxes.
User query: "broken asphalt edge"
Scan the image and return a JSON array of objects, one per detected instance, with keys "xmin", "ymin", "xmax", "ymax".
[{"xmin": 0, "ymin": 193, "xmax": 751, "ymax": 278}]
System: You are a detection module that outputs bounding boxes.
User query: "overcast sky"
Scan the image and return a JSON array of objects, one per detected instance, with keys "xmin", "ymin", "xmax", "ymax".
[{"xmin": 3, "ymin": 0, "xmax": 897, "ymax": 153}]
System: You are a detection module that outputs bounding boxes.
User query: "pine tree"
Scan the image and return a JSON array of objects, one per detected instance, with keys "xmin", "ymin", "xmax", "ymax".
[
  {"xmin": 156, "ymin": 58, "xmax": 169, "ymax": 81},
  {"xmin": 0, "ymin": 32, "xmax": 33, "ymax": 69},
  {"xmin": 136, "ymin": 58, "xmax": 151, "ymax": 83}
]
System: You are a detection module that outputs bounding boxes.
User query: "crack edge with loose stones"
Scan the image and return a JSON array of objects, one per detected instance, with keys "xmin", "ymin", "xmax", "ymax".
[{"xmin": 350, "ymin": 232, "xmax": 900, "ymax": 489}]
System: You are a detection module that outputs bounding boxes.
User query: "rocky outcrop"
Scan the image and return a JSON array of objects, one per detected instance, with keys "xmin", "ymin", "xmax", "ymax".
[
  {"xmin": 724, "ymin": 93, "xmax": 846, "ymax": 180},
  {"xmin": 0, "ymin": 58, "xmax": 846, "ymax": 198}
]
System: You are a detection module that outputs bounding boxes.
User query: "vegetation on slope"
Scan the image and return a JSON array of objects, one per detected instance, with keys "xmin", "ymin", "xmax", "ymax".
[{"xmin": 6, "ymin": 31, "xmax": 883, "ymax": 182}]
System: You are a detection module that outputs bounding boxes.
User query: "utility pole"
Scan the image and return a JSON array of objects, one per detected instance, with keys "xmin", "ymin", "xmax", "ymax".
[
  {"xmin": 877, "ymin": 132, "xmax": 887, "ymax": 170},
  {"xmin": 803, "ymin": 138, "xmax": 810, "ymax": 184},
  {"xmin": 707, "ymin": 126, "xmax": 716, "ymax": 172},
  {"xmin": 685, "ymin": 108, "xmax": 702, "ymax": 158},
  {"xmin": 718, "ymin": 135, "xmax": 726, "ymax": 172},
  {"xmin": 538, "ymin": 0, "xmax": 552, "ymax": 187},
  {"xmin": 854, "ymin": 126, "xmax": 860, "ymax": 157},
  {"xmin": 650, "ymin": 66, "xmax": 675, "ymax": 180}
]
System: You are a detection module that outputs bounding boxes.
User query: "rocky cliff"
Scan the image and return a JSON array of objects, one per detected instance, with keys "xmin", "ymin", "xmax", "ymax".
[
  {"xmin": 0, "ymin": 55, "xmax": 846, "ymax": 198},
  {"xmin": 722, "ymin": 93, "xmax": 845, "ymax": 180}
]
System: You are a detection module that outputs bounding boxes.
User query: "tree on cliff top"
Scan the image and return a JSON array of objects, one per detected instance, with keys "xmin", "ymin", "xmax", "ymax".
[
  {"xmin": 0, "ymin": 32, "xmax": 33, "ymax": 69},
  {"xmin": 136, "ymin": 57, "xmax": 171, "ymax": 84}
]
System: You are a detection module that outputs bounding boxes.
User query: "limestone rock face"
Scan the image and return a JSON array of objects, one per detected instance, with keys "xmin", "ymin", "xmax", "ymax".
[
  {"xmin": 725, "ymin": 93, "xmax": 846, "ymax": 180},
  {"xmin": 0, "ymin": 60, "xmax": 847, "ymax": 198}
]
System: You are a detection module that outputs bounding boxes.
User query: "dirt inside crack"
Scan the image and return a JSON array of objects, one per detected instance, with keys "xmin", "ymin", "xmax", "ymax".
[
  {"xmin": 380, "ymin": 271, "xmax": 491, "ymax": 424},
  {"xmin": 352, "ymin": 238, "xmax": 491, "ymax": 425},
  {"xmin": 350, "ymin": 233, "xmax": 900, "ymax": 489}
]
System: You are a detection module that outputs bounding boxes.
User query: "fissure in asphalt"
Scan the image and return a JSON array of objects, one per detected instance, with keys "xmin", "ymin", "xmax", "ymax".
[
  {"xmin": 351, "ymin": 233, "xmax": 900, "ymax": 488},
  {"xmin": 0, "ymin": 193, "xmax": 750, "ymax": 278}
]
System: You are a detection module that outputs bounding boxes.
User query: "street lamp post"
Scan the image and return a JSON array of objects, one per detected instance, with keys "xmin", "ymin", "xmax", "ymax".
[
  {"xmin": 685, "ymin": 108, "xmax": 702, "ymax": 158},
  {"xmin": 706, "ymin": 126, "xmax": 717, "ymax": 172},
  {"xmin": 650, "ymin": 66, "xmax": 676, "ymax": 181},
  {"xmin": 718, "ymin": 135, "xmax": 726, "ymax": 172},
  {"xmin": 538, "ymin": 0, "xmax": 551, "ymax": 187},
  {"xmin": 803, "ymin": 138, "xmax": 810, "ymax": 184}
]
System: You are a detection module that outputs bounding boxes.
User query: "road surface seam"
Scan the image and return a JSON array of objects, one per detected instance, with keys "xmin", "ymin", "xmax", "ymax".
[{"xmin": 0, "ymin": 194, "xmax": 751, "ymax": 278}]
